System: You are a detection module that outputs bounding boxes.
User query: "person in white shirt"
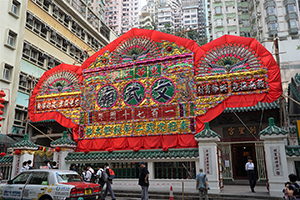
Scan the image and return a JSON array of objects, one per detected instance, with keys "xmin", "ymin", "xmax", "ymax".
[
  {"xmin": 19, "ymin": 161, "xmax": 28, "ymax": 173},
  {"xmin": 96, "ymin": 165, "xmax": 105, "ymax": 199},
  {"xmin": 82, "ymin": 167, "xmax": 92, "ymax": 182},
  {"xmin": 245, "ymin": 156, "xmax": 256, "ymax": 193}
]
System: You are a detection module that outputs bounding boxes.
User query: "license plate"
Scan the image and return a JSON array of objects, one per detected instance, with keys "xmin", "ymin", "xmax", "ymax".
[{"xmin": 85, "ymin": 189, "xmax": 92, "ymax": 195}]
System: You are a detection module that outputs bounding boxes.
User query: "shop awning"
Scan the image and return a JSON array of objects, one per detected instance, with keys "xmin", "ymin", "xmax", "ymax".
[{"xmin": 223, "ymin": 100, "xmax": 279, "ymax": 113}]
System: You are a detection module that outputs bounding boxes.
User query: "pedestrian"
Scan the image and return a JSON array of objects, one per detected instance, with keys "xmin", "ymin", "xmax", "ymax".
[
  {"xmin": 20, "ymin": 161, "xmax": 27, "ymax": 173},
  {"xmin": 288, "ymin": 174, "xmax": 300, "ymax": 199},
  {"xmin": 82, "ymin": 167, "xmax": 92, "ymax": 182},
  {"xmin": 27, "ymin": 160, "xmax": 33, "ymax": 169},
  {"xmin": 138, "ymin": 161, "xmax": 149, "ymax": 200},
  {"xmin": 196, "ymin": 168, "xmax": 209, "ymax": 200},
  {"xmin": 70, "ymin": 164, "xmax": 77, "ymax": 171},
  {"xmin": 103, "ymin": 163, "xmax": 116, "ymax": 200},
  {"xmin": 87, "ymin": 164, "xmax": 96, "ymax": 183},
  {"xmin": 245, "ymin": 156, "xmax": 256, "ymax": 193},
  {"xmin": 47, "ymin": 160, "xmax": 52, "ymax": 169},
  {"xmin": 52, "ymin": 161, "xmax": 58, "ymax": 169},
  {"xmin": 96, "ymin": 165, "xmax": 107, "ymax": 200},
  {"xmin": 0, "ymin": 170, "xmax": 3, "ymax": 183}
]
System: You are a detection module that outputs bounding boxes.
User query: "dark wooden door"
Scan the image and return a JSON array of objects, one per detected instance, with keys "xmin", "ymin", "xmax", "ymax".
[{"xmin": 232, "ymin": 143, "xmax": 256, "ymax": 179}]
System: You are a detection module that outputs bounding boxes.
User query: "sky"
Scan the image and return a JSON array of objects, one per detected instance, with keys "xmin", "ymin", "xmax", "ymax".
[{"xmin": 140, "ymin": 0, "xmax": 147, "ymax": 10}]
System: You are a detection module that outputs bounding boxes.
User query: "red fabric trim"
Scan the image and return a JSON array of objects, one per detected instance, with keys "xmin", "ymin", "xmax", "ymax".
[{"xmin": 75, "ymin": 134, "xmax": 198, "ymax": 152}]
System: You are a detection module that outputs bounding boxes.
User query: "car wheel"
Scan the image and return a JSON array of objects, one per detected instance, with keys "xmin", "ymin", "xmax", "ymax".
[{"xmin": 40, "ymin": 196, "xmax": 53, "ymax": 200}]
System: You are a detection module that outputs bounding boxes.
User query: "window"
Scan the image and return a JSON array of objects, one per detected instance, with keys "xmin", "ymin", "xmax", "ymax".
[
  {"xmin": 268, "ymin": 21, "xmax": 277, "ymax": 30},
  {"xmin": 227, "ymin": 19, "xmax": 229, "ymax": 24},
  {"xmin": 11, "ymin": 0, "xmax": 20, "ymax": 16},
  {"xmin": 286, "ymin": 4, "xmax": 295, "ymax": 13},
  {"xmin": 12, "ymin": 173, "xmax": 31, "ymax": 184},
  {"xmin": 28, "ymin": 173, "xmax": 48, "ymax": 185},
  {"xmin": 216, "ymin": 19, "xmax": 223, "ymax": 26},
  {"xmin": 2, "ymin": 64, "xmax": 13, "ymax": 81},
  {"xmin": 154, "ymin": 161, "xmax": 196, "ymax": 179},
  {"xmin": 288, "ymin": 19, "xmax": 298, "ymax": 29},
  {"xmin": 243, "ymin": 20, "xmax": 250, "ymax": 27},
  {"xmin": 226, "ymin": 7, "xmax": 228, "ymax": 12},
  {"xmin": 268, "ymin": 6, "xmax": 276, "ymax": 15},
  {"xmin": 242, "ymin": 8, "xmax": 248, "ymax": 14},
  {"xmin": 215, "ymin": 6, "xmax": 222, "ymax": 14},
  {"xmin": 6, "ymin": 30, "xmax": 17, "ymax": 48},
  {"xmin": 57, "ymin": 174, "xmax": 82, "ymax": 183}
]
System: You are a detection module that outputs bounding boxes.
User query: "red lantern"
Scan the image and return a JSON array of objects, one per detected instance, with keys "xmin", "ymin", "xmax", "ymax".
[
  {"xmin": 0, "ymin": 152, "xmax": 5, "ymax": 157},
  {"xmin": 14, "ymin": 150, "xmax": 21, "ymax": 155},
  {"xmin": 55, "ymin": 147, "xmax": 61, "ymax": 152},
  {"xmin": 133, "ymin": 147, "xmax": 140, "ymax": 152},
  {"xmin": 84, "ymin": 149, "xmax": 90, "ymax": 154}
]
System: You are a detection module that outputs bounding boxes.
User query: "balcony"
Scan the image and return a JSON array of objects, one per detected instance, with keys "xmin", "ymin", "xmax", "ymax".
[
  {"xmin": 264, "ymin": 0, "xmax": 276, "ymax": 9},
  {"xmin": 248, "ymin": 1, "xmax": 254, "ymax": 11},
  {"xmin": 283, "ymin": 0, "xmax": 296, "ymax": 6},
  {"xmin": 265, "ymin": 15, "xmax": 277, "ymax": 23},
  {"xmin": 268, "ymin": 30, "xmax": 278, "ymax": 37},
  {"xmin": 250, "ymin": 12, "xmax": 256, "ymax": 23},
  {"xmin": 285, "ymin": 13, "xmax": 298, "ymax": 21},
  {"xmin": 288, "ymin": 27, "xmax": 299, "ymax": 35}
]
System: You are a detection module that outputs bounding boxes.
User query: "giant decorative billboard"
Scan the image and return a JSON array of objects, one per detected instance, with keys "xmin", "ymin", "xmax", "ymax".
[{"xmin": 29, "ymin": 29, "xmax": 282, "ymax": 152}]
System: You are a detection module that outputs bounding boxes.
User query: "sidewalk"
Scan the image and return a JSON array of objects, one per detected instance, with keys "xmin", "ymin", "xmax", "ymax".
[{"xmin": 111, "ymin": 185, "xmax": 282, "ymax": 200}]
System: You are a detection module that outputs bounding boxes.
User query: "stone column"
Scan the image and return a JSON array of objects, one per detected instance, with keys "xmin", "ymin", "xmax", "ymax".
[
  {"xmin": 10, "ymin": 134, "xmax": 38, "ymax": 178},
  {"xmin": 259, "ymin": 118, "xmax": 289, "ymax": 197},
  {"xmin": 147, "ymin": 161, "xmax": 155, "ymax": 180},
  {"xmin": 194, "ymin": 122, "xmax": 221, "ymax": 194},
  {"xmin": 51, "ymin": 131, "xmax": 77, "ymax": 170}
]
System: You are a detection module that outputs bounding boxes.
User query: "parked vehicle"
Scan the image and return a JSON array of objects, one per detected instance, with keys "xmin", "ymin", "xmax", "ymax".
[{"xmin": 0, "ymin": 169, "xmax": 101, "ymax": 200}]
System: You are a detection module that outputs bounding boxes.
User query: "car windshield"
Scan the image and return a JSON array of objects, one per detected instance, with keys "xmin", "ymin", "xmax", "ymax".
[{"xmin": 57, "ymin": 173, "xmax": 82, "ymax": 183}]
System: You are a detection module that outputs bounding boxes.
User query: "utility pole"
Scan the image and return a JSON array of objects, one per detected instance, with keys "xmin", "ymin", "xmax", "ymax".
[{"xmin": 274, "ymin": 37, "xmax": 287, "ymax": 129}]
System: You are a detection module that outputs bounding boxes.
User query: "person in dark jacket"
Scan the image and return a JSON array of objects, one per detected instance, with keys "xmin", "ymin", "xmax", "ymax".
[{"xmin": 138, "ymin": 162, "xmax": 149, "ymax": 200}]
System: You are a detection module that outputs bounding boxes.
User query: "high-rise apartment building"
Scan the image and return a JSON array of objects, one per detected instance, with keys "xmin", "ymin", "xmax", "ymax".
[
  {"xmin": 157, "ymin": 0, "xmax": 174, "ymax": 30},
  {"xmin": 209, "ymin": 0, "xmax": 300, "ymax": 92},
  {"xmin": 209, "ymin": 0, "xmax": 251, "ymax": 39},
  {"xmin": 103, "ymin": 0, "xmax": 139, "ymax": 35},
  {"xmin": 103, "ymin": 0, "xmax": 123, "ymax": 35},
  {"xmin": 182, "ymin": 0, "xmax": 206, "ymax": 37},
  {"xmin": 248, "ymin": 0, "xmax": 300, "ymax": 93},
  {"xmin": 139, "ymin": 11, "xmax": 156, "ymax": 29},
  {"xmin": 0, "ymin": 0, "xmax": 116, "ymax": 144}
]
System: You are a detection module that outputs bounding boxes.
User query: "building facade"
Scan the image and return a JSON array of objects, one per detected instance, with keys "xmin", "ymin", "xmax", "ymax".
[
  {"xmin": 0, "ymin": 0, "xmax": 117, "ymax": 145},
  {"xmin": 249, "ymin": 0, "xmax": 300, "ymax": 93},
  {"xmin": 209, "ymin": 0, "xmax": 251, "ymax": 39}
]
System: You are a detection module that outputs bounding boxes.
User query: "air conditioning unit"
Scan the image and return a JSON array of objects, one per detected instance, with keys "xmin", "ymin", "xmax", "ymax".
[
  {"xmin": 82, "ymin": 30, "xmax": 86, "ymax": 35},
  {"xmin": 42, "ymin": 24, "xmax": 50, "ymax": 31},
  {"xmin": 44, "ymin": 0, "xmax": 52, "ymax": 5},
  {"xmin": 39, "ymin": 53, "xmax": 47, "ymax": 59},
  {"xmin": 21, "ymin": 75, "xmax": 27, "ymax": 82},
  {"xmin": 51, "ymin": 31, "xmax": 57, "ymax": 37},
  {"xmin": 28, "ymin": 14, "xmax": 33, "ymax": 21},
  {"xmin": 18, "ymin": 129, "xmax": 24, "ymax": 134},
  {"xmin": 48, "ymin": 58, "xmax": 55, "ymax": 64},
  {"xmin": 25, "ymin": 44, "xmax": 31, "ymax": 50},
  {"xmin": 63, "ymin": 39, "xmax": 70, "ymax": 46},
  {"xmin": 53, "ymin": 5, "xmax": 59, "ymax": 11},
  {"xmin": 65, "ymin": 15, "xmax": 72, "ymax": 22}
]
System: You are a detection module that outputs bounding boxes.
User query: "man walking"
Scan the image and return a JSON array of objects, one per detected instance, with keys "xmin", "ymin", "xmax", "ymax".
[
  {"xmin": 245, "ymin": 156, "xmax": 256, "ymax": 193},
  {"xmin": 196, "ymin": 168, "xmax": 209, "ymax": 200},
  {"xmin": 138, "ymin": 162, "xmax": 149, "ymax": 200},
  {"xmin": 96, "ymin": 165, "xmax": 106, "ymax": 200},
  {"xmin": 103, "ymin": 163, "xmax": 116, "ymax": 200}
]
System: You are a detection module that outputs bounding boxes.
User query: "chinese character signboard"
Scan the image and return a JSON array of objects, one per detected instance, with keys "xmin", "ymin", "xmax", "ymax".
[
  {"xmin": 29, "ymin": 29, "xmax": 282, "ymax": 152},
  {"xmin": 270, "ymin": 147, "xmax": 283, "ymax": 176}
]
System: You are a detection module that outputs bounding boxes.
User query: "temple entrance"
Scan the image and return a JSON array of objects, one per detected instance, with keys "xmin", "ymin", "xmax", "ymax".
[{"xmin": 232, "ymin": 143, "xmax": 256, "ymax": 179}]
